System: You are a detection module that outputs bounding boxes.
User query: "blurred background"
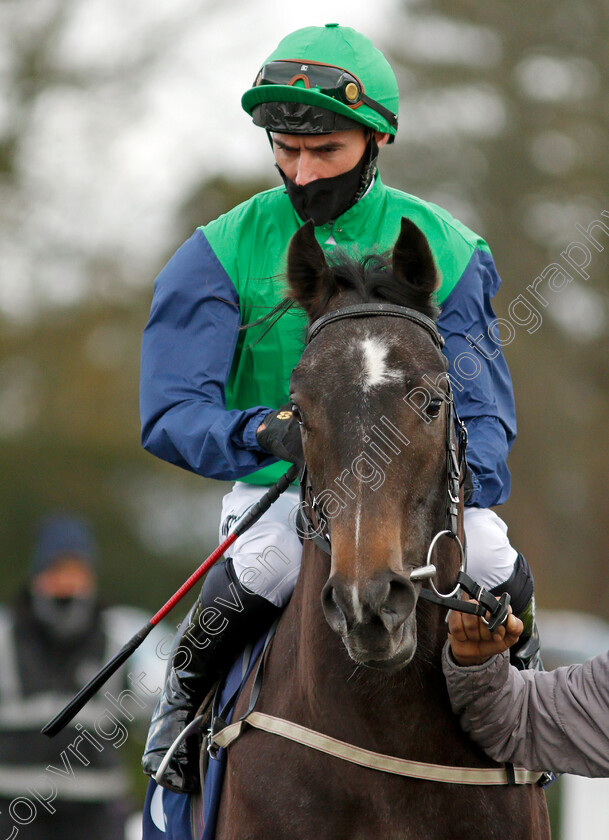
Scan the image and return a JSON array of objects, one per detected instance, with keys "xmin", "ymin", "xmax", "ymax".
[{"xmin": 0, "ymin": 1, "xmax": 607, "ymax": 836}]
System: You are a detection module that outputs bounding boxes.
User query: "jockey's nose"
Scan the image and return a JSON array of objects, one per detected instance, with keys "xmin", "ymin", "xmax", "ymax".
[
  {"xmin": 294, "ymin": 153, "xmax": 318, "ymax": 186},
  {"xmin": 321, "ymin": 571, "xmax": 416, "ymax": 635}
]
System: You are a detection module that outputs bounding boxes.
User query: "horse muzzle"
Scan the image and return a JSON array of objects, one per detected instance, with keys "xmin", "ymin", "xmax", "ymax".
[{"xmin": 321, "ymin": 571, "xmax": 418, "ymax": 669}]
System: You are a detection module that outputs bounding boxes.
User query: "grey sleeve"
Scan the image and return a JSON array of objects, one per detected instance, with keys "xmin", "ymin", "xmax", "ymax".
[{"xmin": 442, "ymin": 643, "xmax": 609, "ymax": 777}]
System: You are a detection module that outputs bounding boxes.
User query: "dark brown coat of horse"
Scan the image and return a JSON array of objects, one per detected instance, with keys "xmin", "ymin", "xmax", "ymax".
[{"xmin": 215, "ymin": 221, "xmax": 550, "ymax": 839}]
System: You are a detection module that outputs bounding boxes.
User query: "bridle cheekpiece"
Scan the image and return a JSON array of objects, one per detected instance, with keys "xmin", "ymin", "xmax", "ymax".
[{"xmin": 297, "ymin": 301, "xmax": 510, "ymax": 631}]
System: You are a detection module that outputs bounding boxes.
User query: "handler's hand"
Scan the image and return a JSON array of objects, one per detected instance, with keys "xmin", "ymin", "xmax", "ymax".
[{"xmin": 448, "ymin": 600, "xmax": 524, "ymax": 666}]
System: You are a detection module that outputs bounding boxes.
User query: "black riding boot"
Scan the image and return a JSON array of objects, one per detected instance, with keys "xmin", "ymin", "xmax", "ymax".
[
  {"xmin": 491, "ymin": 552, "xmax": 543, "ymax": 671},
  {"xmin": 142, "ymin": 557, "xmax": 280, "ymax": 793}
]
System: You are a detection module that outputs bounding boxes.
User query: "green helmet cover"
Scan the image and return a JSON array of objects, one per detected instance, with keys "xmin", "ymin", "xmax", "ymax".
[{"xmin": 242, "ymin": 24, "xmax": 399, "ymax": 138}]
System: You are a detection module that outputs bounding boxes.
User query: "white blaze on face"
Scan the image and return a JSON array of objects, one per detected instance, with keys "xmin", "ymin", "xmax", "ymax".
[
  {"xmin": 351, "ymin": 582, "xmax": 364, "ymax": 624},
  {"xmin": 360, "ymin": 336, "xmax": 401, "ymax": 391}
]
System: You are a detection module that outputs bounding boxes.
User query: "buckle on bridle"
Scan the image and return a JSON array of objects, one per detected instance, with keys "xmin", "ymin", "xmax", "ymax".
[
  {"xmin": 456, "ymin": 572, "xmax": 511, "ymax": 632},
  {"xmin": 206, "ymin": 714, "xmax": 228, "ymax": 761}
]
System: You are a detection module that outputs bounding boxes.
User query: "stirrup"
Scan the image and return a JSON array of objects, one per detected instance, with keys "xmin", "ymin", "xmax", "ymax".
[{"xmin": 154, "ymin": 714, "xmax": 207, "ymax": 789}]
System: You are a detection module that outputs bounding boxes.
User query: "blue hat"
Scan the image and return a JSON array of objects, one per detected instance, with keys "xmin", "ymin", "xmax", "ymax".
[{"xmin": 31, "ymin": 514, "xmax": 98, "ymax": 577}]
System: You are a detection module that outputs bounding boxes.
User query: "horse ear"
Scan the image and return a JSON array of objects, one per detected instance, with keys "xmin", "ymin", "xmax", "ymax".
[
  {"xmin": 286, "ymin": 221, "xmax": 336, "ymax": 318},
  {"xmin": 392, "ymin": 218, "xmax": 439, "ymax": 296}
]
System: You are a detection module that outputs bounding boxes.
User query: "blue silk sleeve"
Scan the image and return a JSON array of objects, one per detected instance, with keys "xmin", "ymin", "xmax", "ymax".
[
  {"xmin": 438, "ymin": 249, "xmax": 517, "ymax": 508},
  {"xmin": 140, "ymin": 230, "xmax": 275, "ymax": 480}
]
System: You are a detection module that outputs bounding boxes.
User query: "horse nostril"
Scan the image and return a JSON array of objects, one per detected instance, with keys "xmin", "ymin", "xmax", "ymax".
[
  {"xmin": 321, "ymin": 580, "xmax": 348, "ymax": 635},
  {"xmin": 389, "ymin": 574, "xmax": 415, "ymax": 606},
  {"xmin": 321, "ymin": 580, "xmax": 333, "ymax": 611},
  {"xmin": 376, "ymin": 575, "xmax": 415, "ymax": 631},
  {"xmin": 322, "ymin": 573, "xmax": 415, "ymax": 636}
]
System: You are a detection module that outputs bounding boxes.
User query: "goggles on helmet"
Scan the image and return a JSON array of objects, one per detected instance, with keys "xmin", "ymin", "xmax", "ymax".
[{"xmin": 253, "ymin": 60, "xmax": 398, "ymax": 131}]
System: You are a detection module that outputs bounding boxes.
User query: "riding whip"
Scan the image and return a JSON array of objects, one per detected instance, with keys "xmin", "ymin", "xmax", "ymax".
[{"xmin": 42, "ymin": 463, "xmax": 299, "ymax": 738}]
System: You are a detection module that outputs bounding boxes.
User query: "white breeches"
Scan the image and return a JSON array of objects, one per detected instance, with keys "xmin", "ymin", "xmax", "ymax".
[{"xmin": 220, "ymin": 482, "xmax": 518, "ymax": 608}]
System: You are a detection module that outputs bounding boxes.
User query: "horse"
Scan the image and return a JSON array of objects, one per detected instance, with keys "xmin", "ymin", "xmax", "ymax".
[{"xmin": 213, "ymin": 219, "xmax": 550, "ymax": 839}]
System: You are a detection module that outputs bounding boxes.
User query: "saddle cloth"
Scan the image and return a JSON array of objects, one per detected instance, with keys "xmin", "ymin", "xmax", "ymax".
[{"xmin": 142, "ymin": 632, "xmax": 268, "ymax": 840}]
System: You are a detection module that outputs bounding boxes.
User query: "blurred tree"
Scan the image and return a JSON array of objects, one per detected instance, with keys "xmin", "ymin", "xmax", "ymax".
[
  {"xmin": 181, "ymin": 175, "xmax": 279, "ymax": 231},
  {"xmin": 0, "ymin": 0, "xmax": 251, "ymax": 321},
  {"xmin": 1, "ymin": 0, "xmax": 607, "ymax": 626},
  {"xmin": 0, "ymin": 166, "xmax": 274, "ymax": 609},
  {"xmin": 378, "ymin": 0, "xmax": 609, "ymax": 615},
  {"xmin": 0, "ymin": 0, "xmax": 260, "ymax": 610}
]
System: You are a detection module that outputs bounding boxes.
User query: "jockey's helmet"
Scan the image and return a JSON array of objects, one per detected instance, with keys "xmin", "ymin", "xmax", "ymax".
[{"xmin": 242, "ymin": 24, "xmax": 399, "ymax": 143}]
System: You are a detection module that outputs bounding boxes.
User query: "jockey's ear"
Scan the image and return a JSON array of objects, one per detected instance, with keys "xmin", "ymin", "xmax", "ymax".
[
  {"xmin": 286, "ymin": 220, "xmax": 337, "ymax": 319},
  {"xmin": 392, "ymin": 217, "xmax": 439, "ymax": 298}
]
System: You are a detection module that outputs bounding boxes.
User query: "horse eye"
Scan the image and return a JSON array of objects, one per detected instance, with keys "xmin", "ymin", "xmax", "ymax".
[
  {"xmin": 291, "ymin": 403, "xmax": 303, "ymax": 424},
  {"xmin": 426, "ymin": 398, "xmax": 443, "ymax": 419}
]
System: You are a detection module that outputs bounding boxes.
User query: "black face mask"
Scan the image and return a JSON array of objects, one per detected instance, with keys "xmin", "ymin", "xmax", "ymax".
[
  {"xmin": 276, "ymin": 134, "xmax": 379, "ymax": 227},
  {"xmin": 31, "ymin": 592, "xmax": 96, "ymax": 642}
]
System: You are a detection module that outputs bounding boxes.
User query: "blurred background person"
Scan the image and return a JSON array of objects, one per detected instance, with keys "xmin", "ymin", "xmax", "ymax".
[{"xmin": 0, "ymin": 514, "xmax": 165, "ymax": 840}]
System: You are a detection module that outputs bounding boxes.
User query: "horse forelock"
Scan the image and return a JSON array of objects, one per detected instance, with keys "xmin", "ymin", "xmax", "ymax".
[{"xmin": 321, "ymin": 250, "xmax": 439, "ymax": 322}]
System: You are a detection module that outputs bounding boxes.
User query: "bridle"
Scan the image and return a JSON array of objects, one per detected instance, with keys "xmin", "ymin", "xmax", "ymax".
[
  {"xmin": 157, "ymin": 304, "xmax": 523, "ymax": 791},
  {"xmin": 297, "ymin": 302, "xmax": 510, "ymax": 630}
]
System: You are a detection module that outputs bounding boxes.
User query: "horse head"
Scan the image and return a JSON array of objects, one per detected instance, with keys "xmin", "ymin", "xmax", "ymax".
[{"xmin": 287, "ymin": 219, "xmax": 463, "ymax": 672}]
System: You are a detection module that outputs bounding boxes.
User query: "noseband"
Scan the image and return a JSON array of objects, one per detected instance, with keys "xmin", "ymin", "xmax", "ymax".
[{"xmin": 298, "ymin": 302, "xmax": 510, "ymax": 631}]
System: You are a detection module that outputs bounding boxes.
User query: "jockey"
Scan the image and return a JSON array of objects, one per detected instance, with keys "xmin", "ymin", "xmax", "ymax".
[{"xmin": 140, "ymin": 24, "xmax": 541, "ymax": 792}]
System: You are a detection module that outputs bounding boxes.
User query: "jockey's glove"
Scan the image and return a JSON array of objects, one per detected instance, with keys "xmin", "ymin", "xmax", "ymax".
[{"xmin": 256, "ymin": 405, "xmax": 304, "ymax": 469}]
